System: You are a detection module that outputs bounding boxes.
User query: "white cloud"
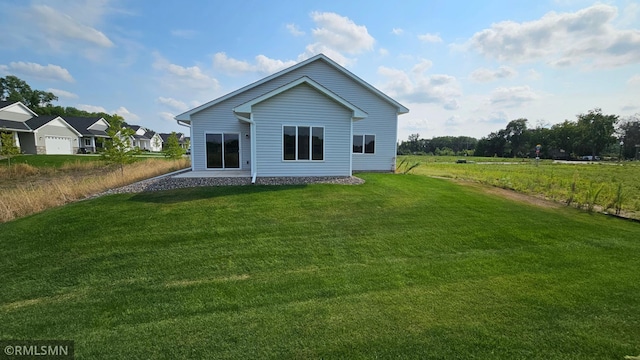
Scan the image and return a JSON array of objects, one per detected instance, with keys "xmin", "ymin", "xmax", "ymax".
[
  {"xmin": 392, "ymin": 28, "xmax": 404, "ymax": 35},
  {"xmin": 157, "ymin": 97, "xmax": 188, "ymax": 112},
  {"xmin": 418, "ymin": 33, "xmax": 443, "ymax": 43},
  {"xmin": 378, "ymin": 62, "xmax": 462, "ymax": 109},
  {"xmin": 526, "ymin": 69, "xmax": 542, "ymax": 80},
  {"xmin": 299, "ymin": 43, "xmax": 352, "ymax": 67},
  {"xmin": 77, "ymin": 104, "xmax": 107, "ymax": 113},
  {"xmin": 469, "ymin": 66, "xmax": 517, "ymax": 82},
  {"xmin": 467, "ymin": 4, "xmax": 640, "ymax": 68},
  {"xmin": 378, "ymin": 48, "xmax": 389, "ymax": 56},
  {"xmin": 47, "ymin": 88, "xmax": 78, "ymax": 99},
  {"xmin": 0, "ymin": 62, "xmax": 74, "ymax": 82},
  {"xmin": 159, "ymin": 111, "xmax": 177, "ymax": 123},
  {"xmin": 153, "ymin": 53, "xmax": 220, "ymax": 91},
  {"xmin": 309, "ymin": 12, "xmax": 375, "ymax": 54},
  {"xmin": 411, "ymin": 59, "xmax": 433, "ymax": 75},
  {"xmin": 286, "ymin": 23, "xmax": 305, "ymax": 36},
  {"xmin": 627, "ymin": 74, "xmax": 640, "ymax": 85},
  {"xmin": 213, "ymin": 52, "xmax": 296, "ymax": 75},
  {"xmin": 489, "ymin": 86, "xmax": 540, "ymax": 108},
  {"xmin": 76, "ymin": 104, "xmax": 139, "ymax": 121},
  {"xmin": 29, "ymin": 5, "xmax": 114, "ymax": 48},
  {"xmin": 113, "ymin": 106, "xmax": 139, "ymax": 121}
]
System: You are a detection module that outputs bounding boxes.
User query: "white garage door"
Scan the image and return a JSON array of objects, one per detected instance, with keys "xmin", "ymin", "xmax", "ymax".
[{"xmin": 45, "ymin": 136, "xmax": 72, "ymax": 154}]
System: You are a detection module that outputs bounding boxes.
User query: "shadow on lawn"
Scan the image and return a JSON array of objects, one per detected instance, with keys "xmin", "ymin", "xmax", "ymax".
[{"xmin": 128, "ymin": 184, "xmax": 307, "ymax": 204}]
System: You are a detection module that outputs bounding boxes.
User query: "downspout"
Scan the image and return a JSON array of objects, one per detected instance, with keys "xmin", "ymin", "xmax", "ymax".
[
  {"xmin": 234, "ymin": 114, "xmax": 258, "ymax": 184},
  {"xmin": 176, "ymin": 119, "xmax": 194, "ymax": 171},
  {"xmin": 349, "ymin": 114, "xmax": 354, "ymax": 176}
]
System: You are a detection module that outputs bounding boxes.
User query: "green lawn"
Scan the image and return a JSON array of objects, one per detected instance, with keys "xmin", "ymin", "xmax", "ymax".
[
  {"xmin": 0, "ymin": 154, "xmax": 168, "ymax": 168},
  {"xmin": 0, "ymin": 154, "xmax": 104, "ymax": 167},
  {"xmin": 0, "ymin": 174, "xmax": 638, "ymax": 359}
]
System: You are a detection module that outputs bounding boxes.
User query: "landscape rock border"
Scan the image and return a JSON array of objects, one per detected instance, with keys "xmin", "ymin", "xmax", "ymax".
[{"xmin": 97, "ymin": 171, "xmax": 364, "ymax": 196}]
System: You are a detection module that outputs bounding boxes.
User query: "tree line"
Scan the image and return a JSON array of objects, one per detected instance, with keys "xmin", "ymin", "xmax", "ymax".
[{"xmin": 398, "ymin": 108, "xmax": 640, "ymax": 160}]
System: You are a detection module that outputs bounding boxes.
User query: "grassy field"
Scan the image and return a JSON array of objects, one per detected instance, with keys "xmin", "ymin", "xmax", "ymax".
[
  {"xmin": 400, "ymin": 155, "xmax": 640, "ymax": 219},
  {"xmin": 0, "ymin": 155, "xmax": 189, "ymax": 222},
  {"xmin": 0, "ymin": 174, "xmax": 638, "ymax": 359}
]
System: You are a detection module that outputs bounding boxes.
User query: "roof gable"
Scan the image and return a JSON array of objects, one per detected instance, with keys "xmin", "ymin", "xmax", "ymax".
[
  {"xmin": 234, "ymin": 77, "xmax": 367, "ymax": 120},
  {"xmin": 26, "ymin": 115, "xmax": 82, "ymax": 136},
  {"xmin": 176, "ymin": 53, "xmax": 408, "ymax": 121},
  {"xmin": 0, "ymin": 100, "xmax": 37, "ymax": 117},
  {"xmin": 64, "ymin": 116, "xmax": 106, "ymax": 135}
]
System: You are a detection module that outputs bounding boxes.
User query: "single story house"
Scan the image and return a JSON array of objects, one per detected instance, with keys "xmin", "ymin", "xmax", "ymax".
[
  {"xmin": 126, "ymin": 125, "xmax": 163, "ymax": 152},
  {"xmin": 1, "ymin": 100, "xmax": 113, "ymax": 154},
  {"xmin": 65, "ymin": 116, "xmax": 111, "ymax": 153},
  {"xmin": 175, "ymin": 53, "xmax": 409, "ymax": 180},
  {"xmin": 159, "ymin": 132, "xmax": 189, "ymax": 150}
]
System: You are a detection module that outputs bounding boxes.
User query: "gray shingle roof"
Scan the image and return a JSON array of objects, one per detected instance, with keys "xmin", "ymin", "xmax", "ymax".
[
  {"xmin": 0, "ymin": 100, "xmax": 19, "ymax": 109},
  {"xmin": 0, "ymin": 119, "xmax": 31, "ymax": 131},
  {"xmin": 25, "ymin": 115, "xmax": 59, "ymax": 130},
  {"xmin": 64, "ymin": 117, "xmax": 105, "ymax": 136}
]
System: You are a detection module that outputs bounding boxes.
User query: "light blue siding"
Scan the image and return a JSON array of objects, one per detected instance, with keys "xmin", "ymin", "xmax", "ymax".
[
  {"xmin": 253, "ymin": 83, "xmax": 351, "ymax": 177},
  {"xmin": 191, "ymin": 111, "xmax": 250, "ymax": 171},
  {"xmin": 190, "ymin": 58, "xmax": 400, "ymax": 173}
]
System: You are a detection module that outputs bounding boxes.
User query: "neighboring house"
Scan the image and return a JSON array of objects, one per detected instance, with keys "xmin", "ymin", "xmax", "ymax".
[
  {"xmin": 65, "ymin": 117, "xmax": 111, "ymax": 153},
  {"xmin": 125, "ymin": 125, "xmax": 163, "ymax": 151},
  {"xmin": 25, "ymin": 115, "xmax": 82, "ymax": 154},
  {"xmin": 175, "ymin": 53, "xmax": 409, "ymax": 178},
  {"xmin": 159, "ymin": 132, "xmax": 188, "ymax": 150},
  {"xmin": 1, "ymin": 100, "xmax": 114, "ymax": 154},
  {"xmin": 146, "ymin": 131, "xmax": 163, "ymax": 152},
  {"xmin": 0, "ymin": 100, "xmax": 39, "ymax": 151}
]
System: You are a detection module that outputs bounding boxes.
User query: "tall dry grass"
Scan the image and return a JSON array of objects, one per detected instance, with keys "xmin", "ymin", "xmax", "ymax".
[{"xmin": 0, "ymin": 158, "xmax": 189, "ymax": 223}]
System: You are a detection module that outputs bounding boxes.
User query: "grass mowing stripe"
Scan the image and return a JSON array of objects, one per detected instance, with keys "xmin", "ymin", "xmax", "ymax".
[{"xmin": 0, "ymin": 174, "xmax": 638, "ymax": 359}]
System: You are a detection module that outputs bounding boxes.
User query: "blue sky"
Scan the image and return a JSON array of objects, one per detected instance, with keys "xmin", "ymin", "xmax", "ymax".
[{"xmin": 1, "ymin": 0, "xmax": 639, "ymax": 140}]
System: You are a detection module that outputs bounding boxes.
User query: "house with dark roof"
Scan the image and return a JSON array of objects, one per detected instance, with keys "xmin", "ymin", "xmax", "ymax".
[
  {"xmin": 64, "ymin": 116, "xmax": 110, "ymax": 153},
  {"xmin": 0, "ymin": 100, "xmax": 39, "ymax": 152},
  {"xmin": 25, "ymin": 115, "xmax": 82, "ymax": 154},
  {"xmin": 159, "ymin": 132, "xmax": 189, "ymax": 150},
  {"xmin": 124, "ymin": 125, "xmax": 163, "ymax": 152},
  {"xmin": 1, "ymin": 100, "xmax": 114, "ymax": 154}
]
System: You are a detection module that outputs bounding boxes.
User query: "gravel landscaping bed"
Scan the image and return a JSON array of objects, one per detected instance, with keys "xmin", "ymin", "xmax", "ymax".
[{"xmin": 97, "ymin": 173, "xmax": 364, "ymax": 196}]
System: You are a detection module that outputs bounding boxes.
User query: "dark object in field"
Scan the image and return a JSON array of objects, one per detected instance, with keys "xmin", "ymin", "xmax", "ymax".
[{"xmin": 456, "ymin": 159, "xmax": 467, "ymax": 164}]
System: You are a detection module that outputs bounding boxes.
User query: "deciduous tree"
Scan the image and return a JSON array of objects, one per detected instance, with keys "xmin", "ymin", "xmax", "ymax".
[
  {"xmin": 162, "ymin": 132, "xmax": 185, "ymax": 159},
  {"xmin": 0, "ymin": 132, "xmax": 21, "ymax": 167},
  {"xmin": 101, "ymin": 115, "xmax": 139, "ymax": 176}
]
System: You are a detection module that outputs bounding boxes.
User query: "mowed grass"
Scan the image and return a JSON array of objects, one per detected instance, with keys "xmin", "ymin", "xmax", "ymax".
[
  {"xmin": 0, "ymin": 154, "xmax": 104, "ymax": 167},
  {"xmin": 403, "ymin": 155, "xmax": 640, "ymax": 218},
  {"xmin": 0, "ymin": 174, "xmax": 639, "ymax": 359}
]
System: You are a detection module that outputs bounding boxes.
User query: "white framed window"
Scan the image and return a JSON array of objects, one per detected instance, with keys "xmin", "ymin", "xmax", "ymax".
[
  {"xmin": 84, "ymin": 138, "xmax": 91, "ymax": 146},
  {"xmin": 353, "ymin": 134, "xmax": 375, "ymax": 154},
  {"xmin": 283, "ymin": 125, "xmax": 324, "ymax": 161}
]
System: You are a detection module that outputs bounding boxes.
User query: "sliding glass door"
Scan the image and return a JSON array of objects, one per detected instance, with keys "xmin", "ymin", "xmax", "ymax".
[{"xmin": 206, "ymin": 133, "xmax": 240, "ymax": 169}]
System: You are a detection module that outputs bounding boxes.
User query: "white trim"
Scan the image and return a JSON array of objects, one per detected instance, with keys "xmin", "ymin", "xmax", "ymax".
[
  {"xmin": 203, "ymin": 132, "xmax": 242, "ymax": 170},
  {"xmin": 281, "ymin": 124, "xmax": 325, "ymax": 162},
  {"xmin": 175, "ymin": 53, "xmax": 408, "ymax": 122},
  {"xmin": 0, "ymin": 101, "xmax": 38, "ymax": 117},
  {"xmin": 234, "ymin": 77, "xmax": 367, "ymax": 121}
]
